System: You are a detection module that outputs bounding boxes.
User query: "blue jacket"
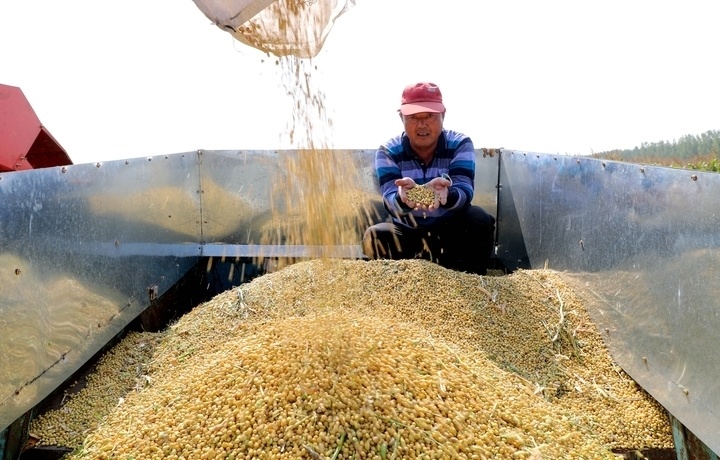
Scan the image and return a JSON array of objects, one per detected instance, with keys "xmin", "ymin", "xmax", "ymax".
[{"xmin": 375, "ymin": 129, "xmax": 475, "ymax": 227}]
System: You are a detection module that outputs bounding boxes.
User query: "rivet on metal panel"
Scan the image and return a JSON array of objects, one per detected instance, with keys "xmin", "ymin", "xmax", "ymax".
[
  {"xmin": 147, "ymin": 284, "xmax": 159, "ymax": 302},
  {"xmin": 691, "ymin": 174, "xmax": 698, "ymax": 181}
]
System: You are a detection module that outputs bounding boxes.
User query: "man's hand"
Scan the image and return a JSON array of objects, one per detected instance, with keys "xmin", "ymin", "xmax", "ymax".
[
  {"xmin": 425, "ymin": 175, "xmax": 452, "ymax": 209},
  {"xmin": 395, "ymin": 177, "xmax": 418, "ymax": 207}
]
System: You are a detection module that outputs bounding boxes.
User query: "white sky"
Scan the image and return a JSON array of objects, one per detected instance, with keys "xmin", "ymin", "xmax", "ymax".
[{"xmin": 2, "ymin": 0, "xmax": 718, "ymax": 165}]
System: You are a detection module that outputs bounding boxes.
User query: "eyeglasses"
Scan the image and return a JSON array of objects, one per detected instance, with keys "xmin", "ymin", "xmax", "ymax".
[{"xmin": 403, "ymin": 113, "xmax": 442, "ymax": 125}]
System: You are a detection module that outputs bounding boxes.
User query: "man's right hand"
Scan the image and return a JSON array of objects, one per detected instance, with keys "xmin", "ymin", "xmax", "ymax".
[{"xmin": 395, "ymin": 177, "xmax": 418, "ymax": 207}]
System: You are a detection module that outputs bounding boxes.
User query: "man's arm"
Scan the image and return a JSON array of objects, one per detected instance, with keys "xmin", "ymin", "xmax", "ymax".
[
  {"xmin": 375, "ymin": 143, "xmax": 414, "ymax": 215},
  {"xmin": 443, "ymin": 133, "xmax": 476, "ymax": 209}
]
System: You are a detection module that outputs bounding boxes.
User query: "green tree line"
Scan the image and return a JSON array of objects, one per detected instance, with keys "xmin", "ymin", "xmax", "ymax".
[{"xmin": 592, "ymin": 129, "xmax": 720, "ymax": 172}]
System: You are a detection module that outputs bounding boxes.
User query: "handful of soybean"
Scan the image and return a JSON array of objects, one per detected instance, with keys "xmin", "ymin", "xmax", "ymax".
[{"xmin": 406, "ymin": 185, "xmax": 435, "ymax": 207}]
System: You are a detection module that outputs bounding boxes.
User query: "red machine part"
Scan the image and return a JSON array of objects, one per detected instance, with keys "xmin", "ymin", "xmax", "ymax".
[{"xmin": 0, "ymin": 84, "xmax": 72, "ymax": 172}]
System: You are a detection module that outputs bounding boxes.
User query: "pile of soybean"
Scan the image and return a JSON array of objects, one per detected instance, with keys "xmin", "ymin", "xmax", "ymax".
[{"xmin": 34, "ymin": 258, "xmax": 672, "ymax": 459}]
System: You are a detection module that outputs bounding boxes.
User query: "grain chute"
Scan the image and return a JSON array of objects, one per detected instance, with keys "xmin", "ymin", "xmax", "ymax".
[{"xmin": 191, "ymin": 0, "xmax": 355, "ymax": 58}]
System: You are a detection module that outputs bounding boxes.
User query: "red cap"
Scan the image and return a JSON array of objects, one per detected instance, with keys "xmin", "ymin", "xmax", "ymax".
[{"xmin": 399, "ymin": 82, "xmax": 446, "ymax": 115}]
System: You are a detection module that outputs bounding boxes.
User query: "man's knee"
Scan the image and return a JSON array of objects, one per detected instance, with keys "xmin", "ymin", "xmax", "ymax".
[
  {"xmin": 362, "ymin": 225, "xmax": 378, "ymax": 259},
  {"xmin": 463, "ymin": 206, "xmax": 496, "ymax": 234},
  {"xmin": 362, "ymin": 223, "xmax": 395, "ymax": 259}
]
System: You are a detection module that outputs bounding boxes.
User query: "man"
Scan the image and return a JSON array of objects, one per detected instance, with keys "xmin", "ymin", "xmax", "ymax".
[{"xmin": 362, "ymin": 82, "xmax": 496, "ymax": 275}]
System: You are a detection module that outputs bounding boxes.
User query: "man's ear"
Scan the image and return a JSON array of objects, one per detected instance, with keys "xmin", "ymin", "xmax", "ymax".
[{"xmin": 398, "ymin": 111, "xmax": 404, "ymax": 122}]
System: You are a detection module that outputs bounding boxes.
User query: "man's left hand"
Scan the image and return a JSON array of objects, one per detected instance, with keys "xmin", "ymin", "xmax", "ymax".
[{"xmin": 425, "ymin": 175, "xmax": 452, "ymax": 209}]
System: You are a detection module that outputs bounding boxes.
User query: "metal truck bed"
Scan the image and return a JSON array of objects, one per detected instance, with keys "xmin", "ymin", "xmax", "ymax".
[{"xmin": 1, "ymin": 149, "xmax": 718, "ymax": 457}]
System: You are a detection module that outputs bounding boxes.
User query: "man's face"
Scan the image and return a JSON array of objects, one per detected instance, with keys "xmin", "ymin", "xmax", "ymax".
[{"xmin": 402, "ymin": 112, "xmax": 444, "ymax": 152}]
